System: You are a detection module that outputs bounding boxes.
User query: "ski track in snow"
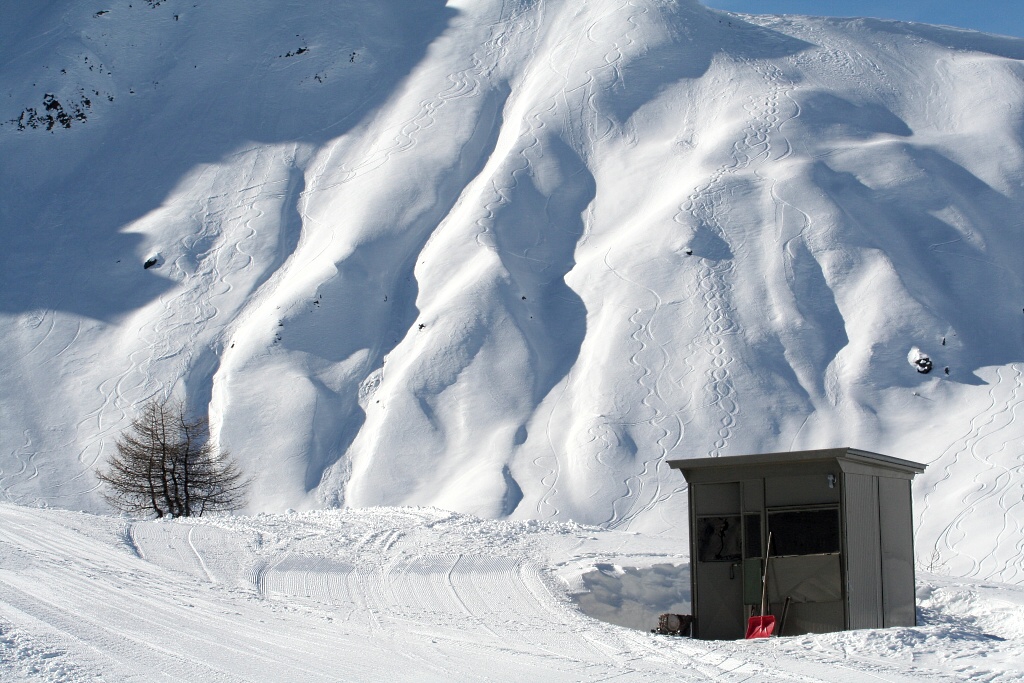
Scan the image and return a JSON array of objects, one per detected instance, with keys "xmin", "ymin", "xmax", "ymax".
[
  {"xmin": 591, "ymin": 56, "xmax": 800, "ymax": 528},
  {"xmin": 675, "ymin": 60, "xmax": 781, "ymax": 460},
  {"xmin": 303, "ymin": 0, "xmax": 525, "ymax": 211},
  {"xmin": 920, "ymin": 363, "xmax": 1024, "ymax": 583},
  {"xmin": 600, "ymin": 255, "xmax": 689, "ymax": 530},
  {"xmin": 64, "ymin": 166, "xmax": 281, "ymax": 496},
  {"xmin": 2, "ymin": 504, "xmax": 1020, "ymax": 682},
  {"xmin": 512, "ymin": 4, "xmax": 627, "ymax": 521},
  {"xmin": 522, "ymin": 2, "xmax": 655, "ymax": 522},
  {"xmin": 531, "ymin": 0, "xmax": 683, "ymax": 527}
]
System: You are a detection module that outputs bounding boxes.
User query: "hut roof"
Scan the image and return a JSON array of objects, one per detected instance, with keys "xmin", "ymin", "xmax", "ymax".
[{"xmin": 668, "ymin": 447, "xmax": 926, "ymax": 478}]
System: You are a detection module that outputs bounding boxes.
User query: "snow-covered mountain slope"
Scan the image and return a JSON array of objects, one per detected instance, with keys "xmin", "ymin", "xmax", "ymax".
[
  {"xmin": 1, "ymin": 1, "xmax": 1022, "ymax": 580},
  {"xmin": 2, "ymin": 503, "xmax": 1022, "ymax": 682}
]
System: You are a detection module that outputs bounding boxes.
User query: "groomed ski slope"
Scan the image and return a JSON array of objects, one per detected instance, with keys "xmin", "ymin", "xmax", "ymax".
[
  {"xmin": 1, "ymin": 503, "xmax": 1022, "ymax": 682},
  {"xmin": 1, "ymin": 0, "xmax": 1024, "ymax": 583}
]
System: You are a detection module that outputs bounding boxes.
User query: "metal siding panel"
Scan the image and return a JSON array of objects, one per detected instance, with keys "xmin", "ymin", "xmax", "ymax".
[
  {"xmin": 689, "ymin": 483, "xmax": 700, "ymax": 638},
  {"xmin": 742, "ymin": 558, "xmax": 763, "ymax": 604},
  {"xmin": 694, "ymin": 482, "xmax": 741, "ymax": 515},
  {"xmin": 843, "ymin": 473, "xmax": 881, "ymax": 629},
  {"xmin": 742, "ymin": 479, "xmax": 764, "ymax": 512},
  {"xmin": 875, "ymin": 477, "xmax": 884, "ymax": 628},
  {"xmin": 694, "ymin": 561, "xmax": 745, "ymax": 639},
  {"xmin": 766, "ymin": 474, "xmax": 841, "ymax": 507},
  {"xmin": 778, "ymin": 601, "xmax": 845, "ymax": 635},
  {"xmin": 767, "ymin": 554, "xmax": 843, "ymax": 606},
  {"xmin": 692, "ymin": 482, "xmax": 743, "ymax": 638},
  {"xmin": 879, "ymin": 477, "xmax": 916, "ymax": 626}
]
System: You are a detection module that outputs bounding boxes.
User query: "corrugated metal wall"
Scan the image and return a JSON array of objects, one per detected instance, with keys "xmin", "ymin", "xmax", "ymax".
[
  {"xmin": 879, "ymin": 477, "xmax": 916, "ymax": 626},
  {"xmin": 843, "ymin": 473, "xmax": 882, "ymax": 629}
]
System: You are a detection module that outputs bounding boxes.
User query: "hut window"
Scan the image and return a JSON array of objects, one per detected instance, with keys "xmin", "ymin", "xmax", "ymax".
[
  {"xmin": 767, "ymin": 508, "xmax": 840, "ymax": 556},
  {"xmin": 696, "ymin": 516, "xmax": 742, "ymax": 562}
]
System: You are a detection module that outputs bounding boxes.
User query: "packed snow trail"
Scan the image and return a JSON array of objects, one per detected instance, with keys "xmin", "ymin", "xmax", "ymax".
[{"xmin": 2, "ymin": 504, "xmax": 1023, "ymax": 682}]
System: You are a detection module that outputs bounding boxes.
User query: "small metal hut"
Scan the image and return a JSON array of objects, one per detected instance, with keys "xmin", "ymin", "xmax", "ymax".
[{"xmin": 668, "ymin": 448, "xmax": 925, "ymax": 640}]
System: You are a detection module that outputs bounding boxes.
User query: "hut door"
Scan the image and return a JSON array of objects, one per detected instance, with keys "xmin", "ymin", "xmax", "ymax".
[{"xmin": 693, "ymin": 483, "xmax": 744, "ymax": 639}]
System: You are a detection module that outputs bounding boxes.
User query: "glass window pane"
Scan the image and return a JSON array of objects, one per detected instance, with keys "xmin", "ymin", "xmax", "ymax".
[
  {"xmin": 697, "ymin": 516, "xmax": 742, "ymax": 562},
  {"xmin": 767, "ymin": 508, "xmax": 840, "ymax": 556}
]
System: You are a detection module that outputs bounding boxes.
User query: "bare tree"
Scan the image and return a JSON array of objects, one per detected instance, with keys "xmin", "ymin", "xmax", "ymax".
[{"xmin": 97, "ymin": 399, "xmax": 248, "ymax": 517}]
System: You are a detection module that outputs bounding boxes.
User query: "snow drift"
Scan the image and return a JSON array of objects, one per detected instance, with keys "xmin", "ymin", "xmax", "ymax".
[
  {"xmin": 4, "ymin": 503, "xmax": 1022, "ymax": 681},
  {"xmin": 1, "ymin": 0, "xmax": 1022, "ymax": 582}
]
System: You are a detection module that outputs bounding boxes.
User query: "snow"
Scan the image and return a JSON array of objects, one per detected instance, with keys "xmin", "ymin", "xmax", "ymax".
[
  {"xmin": 1, "ymin": 0, "xmax": 1023, "ymax": 676},
  {"xmin": 2, "ymin": 0, "xmax": 1020, "ymax": 580},
  {"xmin": 1, "ymin": 503, "xmax": 1022, "ymax": 682}
]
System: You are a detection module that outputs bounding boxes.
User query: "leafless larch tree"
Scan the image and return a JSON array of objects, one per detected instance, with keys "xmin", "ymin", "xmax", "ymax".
[{"xmin": 97, "ymin": 399, "xmax": 249, "ymax": 517}]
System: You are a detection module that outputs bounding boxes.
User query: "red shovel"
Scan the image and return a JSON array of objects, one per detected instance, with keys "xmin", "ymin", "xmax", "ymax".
[
  {"xmin": 745, "ymin": 532, "xmax": 775, "ymax": 639},
  {"xmin": 745, "ymin": 614, "xmax": 775, "ymax": 639}
]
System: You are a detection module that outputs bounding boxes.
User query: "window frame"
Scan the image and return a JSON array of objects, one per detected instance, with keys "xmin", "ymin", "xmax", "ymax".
[
  {"xmin": 694, "ymin": 514, "xmax": 743, "ymax": 563},
  {"xmin": 765, "ymin": 504, "xmax": 842, "ymax": 558}
]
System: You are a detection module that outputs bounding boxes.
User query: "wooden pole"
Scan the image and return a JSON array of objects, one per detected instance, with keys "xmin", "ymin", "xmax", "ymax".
[{"xmin": 760, "ymin": 532, "xmax": 773, "ymax": 617}]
